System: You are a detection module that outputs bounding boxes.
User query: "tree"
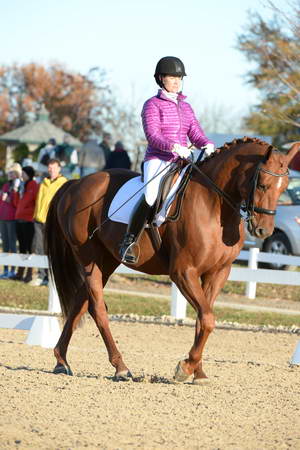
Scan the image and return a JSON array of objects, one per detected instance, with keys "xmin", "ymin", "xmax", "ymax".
[
  {"xmin": 197, "ymin": 102, "xmax": 247, "ymax": 134},
  {"xmin": 102, "ymin": 84, "xmax": 146, "ymax": 171},
  {"xmin": 108, "ymin": 100, "xmax": 145, "ymax": 170},
  {"xmin": 237, "ymin": 0, "xmax": 300, "ymax": 145},
  {"xmin": 0, "ymin": 63, "xmax": 115, "ymax": 141}
]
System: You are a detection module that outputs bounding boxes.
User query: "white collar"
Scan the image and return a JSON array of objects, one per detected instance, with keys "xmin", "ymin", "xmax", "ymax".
[{"xmin": 162, "ymin": 89, "xmax": 178, "ymax": 103}]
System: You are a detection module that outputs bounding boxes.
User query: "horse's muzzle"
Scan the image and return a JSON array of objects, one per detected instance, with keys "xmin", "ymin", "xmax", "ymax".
[{"xmin": 247, "ymin": 219, "xmax": 272, "ymax": 239}]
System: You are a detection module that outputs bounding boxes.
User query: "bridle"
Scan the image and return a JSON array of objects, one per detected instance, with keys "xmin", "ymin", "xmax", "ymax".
[
  {"xmin": 242, "ymin": 163, "xmax": 289, "ymax": 218},
  {"xmin": 191, "ymin": 160, "xmax": 289, "ymax": 220}
]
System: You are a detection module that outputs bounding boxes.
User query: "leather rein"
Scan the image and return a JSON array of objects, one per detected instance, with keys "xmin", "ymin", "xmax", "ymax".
[{"xmin": 190, "ymin": 160, "xmax": 289, "ymax": 220}]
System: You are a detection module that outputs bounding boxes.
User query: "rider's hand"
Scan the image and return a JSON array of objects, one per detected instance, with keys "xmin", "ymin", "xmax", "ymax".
[
  {"xmin": 201, "ymin": 143, "xmax": 215, "ymax": 158},
  {"xmin": 173, "ymin": 144, "xmax": 191, "ymax": 159},
  {"xmin": 12, "ymin": 178, "xmax": 21, "ymax": 191}
]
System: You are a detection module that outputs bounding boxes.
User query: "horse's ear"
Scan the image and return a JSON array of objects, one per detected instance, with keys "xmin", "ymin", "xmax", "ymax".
[
  {"xmin": 285, "ymin": 142, "xmax": 300, "ymax": 165},
  {"xmin": 263, "ymin": 145, "xmax": 273, "ymax": 162}
]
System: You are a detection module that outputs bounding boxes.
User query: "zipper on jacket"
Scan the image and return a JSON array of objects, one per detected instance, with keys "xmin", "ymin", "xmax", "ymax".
[{"xmin": 176, "ymin": 100, "xmax": 182, "ymax": 145}]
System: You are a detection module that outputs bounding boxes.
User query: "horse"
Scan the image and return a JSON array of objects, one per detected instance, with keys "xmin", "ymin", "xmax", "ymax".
[{"xmin": 45, "ymin": 138, "xmax": 299, "ymax": 383}]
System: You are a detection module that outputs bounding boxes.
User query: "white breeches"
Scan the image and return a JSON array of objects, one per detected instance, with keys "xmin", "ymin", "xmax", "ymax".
[{"xmin": 143, "ymin": 159, "xmax": 174, "ymax": 206}]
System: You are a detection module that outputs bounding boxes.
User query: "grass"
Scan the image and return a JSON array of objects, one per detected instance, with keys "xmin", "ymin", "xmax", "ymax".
[
  {"xmin": 0, "ymin": 279, "xmax": 299, "ymax": 329},
  {"xmin": 222, "ymin": 280, "xmax": 300, "ymax": 302},
  {"xmin": 213, "ymin": 307, "xmax": 300, "ymax": 328},
  {"xmin": 107, "ymin": 293, "xmax": 300, "ymax": 328},
  {"xmin": 0, "ymin": 280, "xmax": 48, "ymax": 310},
  {"xmin": 114, "ymin": 272, "xmax": 300, "ymax": 302}
]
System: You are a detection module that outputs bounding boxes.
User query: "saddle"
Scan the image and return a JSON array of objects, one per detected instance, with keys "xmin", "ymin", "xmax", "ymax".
[{"xmin": 146, "ymin": 161, "xmax": 193, "ymax": 250}]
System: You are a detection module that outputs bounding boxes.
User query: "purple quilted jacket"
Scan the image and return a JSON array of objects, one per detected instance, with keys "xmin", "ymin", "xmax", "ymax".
[{"xmin": 142, "ymin": 89, "xmax": 213, "ymax": 162}]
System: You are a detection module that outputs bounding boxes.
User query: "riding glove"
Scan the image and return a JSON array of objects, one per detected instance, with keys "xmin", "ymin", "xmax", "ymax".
[
  {"xmin": 173, "ymin": 144, "xmax": 191, "ymax": 159},
  {"xmin": 202, "ymin": 143, "xmax": 215, "ymax": 158}
]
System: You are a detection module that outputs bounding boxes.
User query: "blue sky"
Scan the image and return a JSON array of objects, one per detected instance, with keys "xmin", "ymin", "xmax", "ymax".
[{"xmin": 1, "ymin": 0, "xmax": 288, "ymax": 127}]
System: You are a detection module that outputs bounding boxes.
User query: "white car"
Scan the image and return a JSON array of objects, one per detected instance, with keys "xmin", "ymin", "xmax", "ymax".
[{"xmin": 244, "ymin": 173, "xmax": 300, "ymax": 269}]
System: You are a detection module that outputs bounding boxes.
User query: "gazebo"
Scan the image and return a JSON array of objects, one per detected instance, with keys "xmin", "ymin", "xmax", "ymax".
[{"xmin": 0, "ymin": 105, "xmax": 81, "ymax": 168}]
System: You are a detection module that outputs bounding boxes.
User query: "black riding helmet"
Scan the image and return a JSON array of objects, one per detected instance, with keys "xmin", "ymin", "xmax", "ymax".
[{"xmin": 154, "ymin": 56, "xmax": 187, "ymax": 87}]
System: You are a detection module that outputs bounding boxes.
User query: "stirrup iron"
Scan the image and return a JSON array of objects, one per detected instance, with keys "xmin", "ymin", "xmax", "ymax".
[{"xmin": 119, "ymin": 233, "xmax": 139, "ymax": 264}]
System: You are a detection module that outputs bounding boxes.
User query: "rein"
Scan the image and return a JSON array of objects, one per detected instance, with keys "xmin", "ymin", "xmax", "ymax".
[
  {"xmin": 89, "ymin": 152, "xmax": 289, "ymax": 240},
  {"xmin": 190, "ymin": 162, "xmax": 241, "ymax": 215},
  {"xmin": 189, "ymin": 160, "xmax": 289, "ymax": 220}
]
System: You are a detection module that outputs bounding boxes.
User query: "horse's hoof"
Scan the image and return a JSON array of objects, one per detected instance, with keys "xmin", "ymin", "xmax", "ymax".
[
  {"xmin": 53, "ymin": 364, "xmax": 73, "ymax": 376},
  {"xmin": 114, "ymin": 370, "xmax": 133, "ymax": 382},
  {"xmin": 192, "ymin": 377, "xmax": 210, "ymax": 385},
  {"xmin": 174, "ymin": 361, "xmax": 190, "ymax": 382}
]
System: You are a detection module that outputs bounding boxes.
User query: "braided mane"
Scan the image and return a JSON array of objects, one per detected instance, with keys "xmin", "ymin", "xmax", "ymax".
[{"xmin": 199, "ymin": 136, "xmax": 276, "ymax": 164}]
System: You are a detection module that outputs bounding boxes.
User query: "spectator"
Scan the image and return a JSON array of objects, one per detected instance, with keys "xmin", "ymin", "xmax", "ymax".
[
  {"xmin": 105, "ymin": 141, "xmax": 131, "ymax": 169},
  {"xmin": 55, "ymin": 134, "xmax": 79, "ymax": 179},
  {"xmin": 37, "ymin": 138, "xmax": 57, "ymax": 177},
  {"xmin": 22, "ymin": 154, "xmax": 34, "ymax": 168},
  {"xmin": 11, "ymin": 166, "xmax": 39, "ymax": 282},
  {"xmin": 0, "ymin": 163, "xmax": 22, "ymax": 279},
  {"xmin": 99, "ymin": 132, "xmax": 112, "ymax": 166},
  {"xmin": 30, "ymin": 159, "xmax": 67, "ymax": 286},
  {"xmin": 78, "ymin": 139, "xmax": 106, "ymax": 176}
]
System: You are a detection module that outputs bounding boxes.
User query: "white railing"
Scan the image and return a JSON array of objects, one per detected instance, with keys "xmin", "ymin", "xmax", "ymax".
[
  {"xmin": 1, "ymin": 250, "xmax": 299, "ymax": 361},
  {"xmin": 1, "ymin": 249, "xmax": 300, "ymax": 320}
]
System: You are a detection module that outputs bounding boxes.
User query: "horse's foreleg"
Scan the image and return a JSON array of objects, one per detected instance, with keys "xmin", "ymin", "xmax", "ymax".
[
  {"xmin": 192, "ymin": 265, "xmax": 232, "ymax": 383},
  {"xmin": 85, "ymin": 263, "xmax": 131, "ymax": 380},
  {"xmin": 53, "ymin": 284, "xmax": 88, "ymax": 375},
  {"xmin": 171, "ymin": 267, "xmax": 215, "ymax": 383}
]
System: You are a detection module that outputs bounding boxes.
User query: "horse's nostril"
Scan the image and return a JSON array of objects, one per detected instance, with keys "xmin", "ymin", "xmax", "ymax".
[{"xmin": 255, "ymin": 227, "xmax": 267, "ymax": 238}]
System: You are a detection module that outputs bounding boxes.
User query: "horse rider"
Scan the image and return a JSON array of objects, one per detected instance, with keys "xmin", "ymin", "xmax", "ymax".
[{"xmin": 119, "ymin": 56, "xmax": 215, "ymax": 264}]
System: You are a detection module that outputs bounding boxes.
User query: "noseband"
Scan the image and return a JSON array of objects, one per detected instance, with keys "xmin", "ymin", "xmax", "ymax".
[{"xmin": 243, "ymin": 163, "xmax": 289, "ymax": 217}]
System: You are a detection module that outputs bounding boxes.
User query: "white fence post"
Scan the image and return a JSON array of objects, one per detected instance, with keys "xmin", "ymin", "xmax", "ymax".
[
  {"xmin": 245, "ymin": 247, "xmax": 259, "ymax": 299},
  {"xmin": 291, "ymin": 341, "xmax": 300, "ymax": 365},
  {"xmin": 48, "ymin": 277, "xmax": 61, "ymax": 314},
  {"xmin": 26, "ymin": 268, "xmax": 61, "ymax": 349},
  {"xmin": 171, "ymin": 283, "xmax": 187, "ymax": 319}
]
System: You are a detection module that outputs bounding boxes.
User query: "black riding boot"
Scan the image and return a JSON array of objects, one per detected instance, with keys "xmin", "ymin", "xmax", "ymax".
[{"xmin": 119, "ymin": 195, "xmax": 152, "ymax": 264}]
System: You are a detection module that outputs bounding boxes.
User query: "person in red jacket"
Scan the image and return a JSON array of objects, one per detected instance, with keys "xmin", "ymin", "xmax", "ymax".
[
  {"xmin": 0, "ymin": 163, "xmax": 22, "ymax": 278},
  {"xmin": 11, "ymin": 166, "xmax": 39, "ymax": 281}
]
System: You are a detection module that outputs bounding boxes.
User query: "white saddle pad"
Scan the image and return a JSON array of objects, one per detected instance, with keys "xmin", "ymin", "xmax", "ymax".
[{"xmin": 108, "ymin": 165, "xmax": 190, "ymax": 227}]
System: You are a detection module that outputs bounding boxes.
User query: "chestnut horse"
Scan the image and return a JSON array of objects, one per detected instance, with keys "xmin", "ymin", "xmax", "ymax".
[{"xmin": 45, "ymin": 138, "xmax": 299, "ymax": 383}]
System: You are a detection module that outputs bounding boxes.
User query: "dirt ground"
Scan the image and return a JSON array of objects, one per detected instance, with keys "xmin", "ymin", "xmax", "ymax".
[{"xmin": 1, "ymin": 318, "xmax": 299, "ymax": 449}]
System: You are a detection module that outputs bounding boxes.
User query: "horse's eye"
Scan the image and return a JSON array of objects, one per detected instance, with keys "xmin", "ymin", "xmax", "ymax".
[{"xmin": 257, "ymin": 184, "xmax": 267, "ymax": 192}]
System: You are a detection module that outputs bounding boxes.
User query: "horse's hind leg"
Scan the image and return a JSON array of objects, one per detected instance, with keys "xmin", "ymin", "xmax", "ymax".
[{"xmin": 53, "ymin": 284, "xmax": 88, "ymax": 375}]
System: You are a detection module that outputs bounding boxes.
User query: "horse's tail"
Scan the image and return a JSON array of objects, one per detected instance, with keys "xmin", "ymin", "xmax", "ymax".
[{"xmin": 45, "ymin": 179, "xmax": 85, "ymax": 319}]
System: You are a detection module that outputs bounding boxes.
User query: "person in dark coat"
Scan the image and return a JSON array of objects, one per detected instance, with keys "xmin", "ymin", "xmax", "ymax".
[
  {"xmin": 99, "ymin": 132, "xmax": 112, "ymax": 166},
  {"xmin": 105, "ymin": 141, "xmax": 131, "ymax": 170}
]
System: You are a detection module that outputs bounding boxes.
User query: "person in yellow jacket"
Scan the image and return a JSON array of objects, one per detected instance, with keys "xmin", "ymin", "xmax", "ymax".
[{"xmin": 30, "ymin": 159, "xmax": 67, "ymax": 286}]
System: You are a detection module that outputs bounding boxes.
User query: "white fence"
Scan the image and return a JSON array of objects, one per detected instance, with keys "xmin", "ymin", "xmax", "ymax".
[
  {"xmin": 0, "ymin": 250, "xmax": 299, "ymax": 363},
  {"xmin": 1, "ymin": 249, "xmax": 300, "ymax": 320}
]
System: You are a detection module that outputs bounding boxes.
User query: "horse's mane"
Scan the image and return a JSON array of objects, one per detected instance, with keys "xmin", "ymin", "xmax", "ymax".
[{"xmin": 199, "ymin": 136, "xmax": 277, "ymax": 165}]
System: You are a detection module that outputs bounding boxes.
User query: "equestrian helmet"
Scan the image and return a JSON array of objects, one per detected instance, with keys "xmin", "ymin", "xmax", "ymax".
[{"xmin": 154, "ymin": 56, "xmax": 187, "ymax": 87}]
